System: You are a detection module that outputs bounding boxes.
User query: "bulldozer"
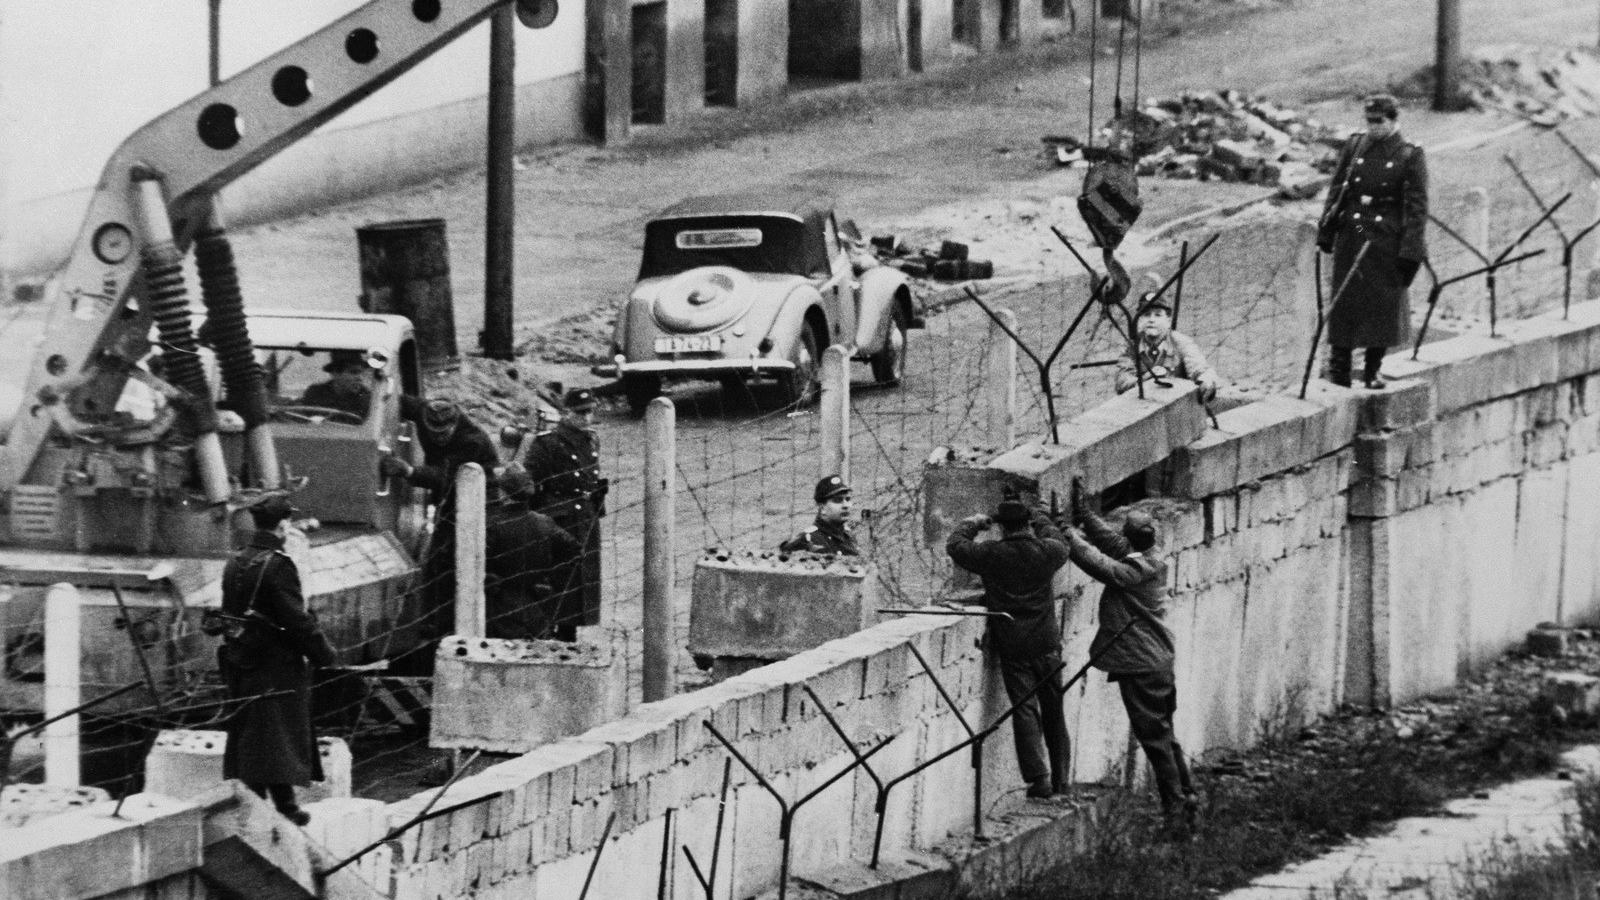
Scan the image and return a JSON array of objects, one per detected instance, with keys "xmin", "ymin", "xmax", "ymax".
[{"xmin": 0, "ymin": 0, "xmax": 556, "ymax": 723}]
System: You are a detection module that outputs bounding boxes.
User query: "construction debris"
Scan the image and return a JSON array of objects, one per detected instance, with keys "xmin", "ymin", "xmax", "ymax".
[
  {"xmin": 861, "ymin": 234, "xmax": 995, "ymax": 281},
  {"xmin": 1044, "ymin": 90, "xmax": 1342, "ymax": 199},
  {"xmin": 1462, "ymin": 44, "xmax": 1600, "ymax": 125}
]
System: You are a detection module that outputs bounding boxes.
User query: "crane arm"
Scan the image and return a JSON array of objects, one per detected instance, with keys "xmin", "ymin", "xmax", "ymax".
[{"xmin": 2, "ymin": 0, "xmax": 525, "ymax": 490}]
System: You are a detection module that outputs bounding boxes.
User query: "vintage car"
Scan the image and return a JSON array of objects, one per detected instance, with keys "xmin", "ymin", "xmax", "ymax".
[{"xmin": 595, "ymin": 193, "xmax": 918, "ymax": 412}]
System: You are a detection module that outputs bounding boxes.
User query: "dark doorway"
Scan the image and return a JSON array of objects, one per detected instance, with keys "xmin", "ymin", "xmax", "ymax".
[
  {"xmin": 788, "ymin": 0, "xmax": 861, "ymax": 85},
  {"xmin": 907, "ymin": 0, "xmax": 923, "ymax": 72},
  {"xmin": 705, "ymin": 0, "xmax": 738, "ymax": 106},
  {"xmin": 1043, "ymin": 0, "xmax": 1067, "ymax": 22},
  {"xmin": 952, "ymin": 0, "xmax": 978, "ymax": 48},
  {"xmin": 631, "ymin": 2, "xmax": 666, "ymax": 125}
]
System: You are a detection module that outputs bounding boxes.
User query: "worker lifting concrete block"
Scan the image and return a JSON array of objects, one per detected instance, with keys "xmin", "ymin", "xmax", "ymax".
[
  {"xmin": 687, "ymin": 549, "xmax": 879, "ymax": 680},
  {"xmin": 429, "ymin": 627, "xmax": 629, "ymax": 754}
]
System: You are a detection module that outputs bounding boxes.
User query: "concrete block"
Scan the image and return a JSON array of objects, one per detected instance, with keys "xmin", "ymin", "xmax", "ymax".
[
  {"xmin": 0, "ymin": 783, "xmax": 108, "ymax": 828},
  {"xmin": 920, "ymin": 456, "xmax": 1020, "ymax": 551},
  {"xmin": 429, "ymin": 632, "xmax": 628, "ymax": 754},
  {"xmin": 1357, "ymin": 378, "xmax": 1434, "ymax": 432},
  {"xmin": 0, "ymin": 793, "xmax": 203, "ymax": 900},
  {"xmin": 1166, "ymin": 426, "xmax": 1240, "ymax": 499},
  {"xmin": 1419, "ymin": 335, "xmax": 1518, "ymax": 415},
  {"xmin": 993, "ymin": 381, "xmax": 1205, "ymax": 496},
  {"xmin": 1527, "ymin": 627, "xmax": 1570, "ymax": 657},
  {"xmin": 1347, "ymin": 476, "xmax": 1397, "ymax": 519},
  {"xmin": 688, "ymin": 552, "xmax": 878, "ymax": 660},
  {"xmin": 144, "ymin": 730, "xmax": 351, "ymax": 804},
  {"xmin": 1562, "ymin": 453, "xmax": 1600, "ymax": 625},
  {"xmin": 1355, "ymin": 423, "xmax": 1436, "ymax": 480},
  {"xmin": 1543, "ymin": 672, "xmax": 1600, "ymax": 722}
]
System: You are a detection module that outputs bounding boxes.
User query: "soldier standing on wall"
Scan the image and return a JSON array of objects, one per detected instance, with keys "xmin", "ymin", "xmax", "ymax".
[
  {"xmin": 779, "ymin": 475, "xmax": 861, "ymax": 556},
  {"xmin": 1061, "ymin": 478, "xmax": 1198, "ymax": 838},
  {"xmin": 945, "ymin": 496, "xmax": 1072, "ymax": 800},
  {"xmin": 217, "ymin": 495, "xmax": 337, "ymax": 826},
  {"xmin": 523, "ymin": 388, "xmax": 608, "ymax": 641},
  {"xmin": 1316, "ymin": 94, "xmax": 1429, "ymax": 390}
]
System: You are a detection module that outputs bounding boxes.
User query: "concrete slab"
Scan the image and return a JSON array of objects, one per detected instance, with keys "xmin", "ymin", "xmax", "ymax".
[{"xmin": 688, "ymin": 552, "xmax": 879, "ymax": 659}]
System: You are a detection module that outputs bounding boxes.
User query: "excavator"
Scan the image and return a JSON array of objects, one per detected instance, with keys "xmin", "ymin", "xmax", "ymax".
[{"xmin": 0, "ymin": 0, "xmax": 556, "ymax": 721}]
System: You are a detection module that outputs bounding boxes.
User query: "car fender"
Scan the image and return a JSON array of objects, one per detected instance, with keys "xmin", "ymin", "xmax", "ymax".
[
  {"xmin": 853, "ymin": 266, "xmax": 912, "ymax": 354},
  {"xmin": 760, "ymin": 283, "xmax": 829, "ymax": 359}
]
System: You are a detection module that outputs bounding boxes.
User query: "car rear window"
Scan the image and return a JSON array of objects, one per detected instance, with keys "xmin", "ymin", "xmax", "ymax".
[{"xmin": 639, "ymin": 215, "xmax": 824, "ymax": 279}]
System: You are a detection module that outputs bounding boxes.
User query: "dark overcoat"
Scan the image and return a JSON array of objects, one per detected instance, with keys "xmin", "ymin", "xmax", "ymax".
[
  {"xmin": 485, "ymin": 502, "xmax": 582, "ymax": 638},
  {"xmin": 220, "ymin": 532, "xmax": 337, "ymax": 786},
  {"xmin": 1319, "ymin": 130, "xmax": 1429, "ymax": 349},
  {"xmin": 523, "ymin": 420, "xmax": 606, "ymax": 632},
  {"xmin": 945, "ymin": 511, "xmax": 1070, "ymax": 660}
]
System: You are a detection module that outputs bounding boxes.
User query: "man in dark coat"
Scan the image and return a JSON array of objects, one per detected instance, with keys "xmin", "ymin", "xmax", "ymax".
[
  {"xmin": 486, "ymin": 468, "xmax": 582, "ymax": 639},
  {"xmin": 1063, "ymin": 485, "xmax": 1197, "ymax": 836},
  {"xmin": 523, "ymin": 388, "xmax": 608, "ymax": 639},
  {"xmin": 298, "ymin": 350, "xmax": 372, "ymax": 420},
  {"xmin": 219, "ymin": 495, "xmax": 337, "ymax": 826},
  {"xmin": 946, "ymin": 497, "xmax": 1072, "ymax": 799},
  {"xmin": 382, "ymin": 398, "xmax": 502, "ymax": 649},
  {"xmin": 779, "ymin": 475, "xmax": 861, "ymax": 556},
  {"xmin": 1317, "ymin": 94, "xmax": 1429, "ymax": 389}
]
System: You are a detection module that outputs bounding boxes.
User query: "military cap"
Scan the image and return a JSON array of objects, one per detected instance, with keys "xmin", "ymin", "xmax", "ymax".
[
  {"xmin": 1363, "ymin": 94, "xmax": 1400, "ymax": 120},
  {"xmin": 994, "ymin": 499, "xmax": 1031, "ymax": 525},
  {"xmin": 563, "ymin": 388, "xmax": 598, "ymax": 412},
  {"xmin": 1136, "ymin": 291, "xmax": 1172, "ymax": 315},
  {"xmin": 323, "ymin": 349, "xmax": 368, "ymax": 373},
  {"xmin": 247, "ymin": 494, "xmax": 298, "ymax": 529},
  {"xmin": 814, "ymin": 475, "xmax": 851, "ymax": 504}
]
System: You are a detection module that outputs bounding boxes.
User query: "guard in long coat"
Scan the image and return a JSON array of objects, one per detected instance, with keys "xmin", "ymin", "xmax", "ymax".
[
  {"xmin": 523, "ymin": 388, "xmax": 608, "ymax": 640},
  {"xmin": 219, "ymin": 495, "xmax": 337, "ymax": 825},
  {"xmin": 486, "ymin": 468, "xmax": 583, "ymax": 639},
  {"xmin": 1317, "ymin": 94, "xmax": 1429, "ymax": 389}
]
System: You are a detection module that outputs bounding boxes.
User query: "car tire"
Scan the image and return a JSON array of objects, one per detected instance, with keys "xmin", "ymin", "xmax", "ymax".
[
  {"xmin": 717, "ymin": 372, "xmax": 752, "ymax": 406},
  {"xmin": 623, "ymin": 374, "xmax": 661, "ymax": 415},
  {"xmin": 776, "ymin": 325, "xmax": 821, "ymax": 409},
  {"xmin": 870, "ymin": 303, "xmax": 909, "ymax": 385}
]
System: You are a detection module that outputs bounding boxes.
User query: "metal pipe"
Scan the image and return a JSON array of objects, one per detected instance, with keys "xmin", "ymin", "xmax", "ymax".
[
  {"xmin": 482, "ymin": 3, "xmax": 517, "ymax": 360},
  {"xmin": 643, "ymin": 398, "xmax": 676, "ymax": 701},
  {"xmin": 194, "ymin": 201, "xmax": 279, "ymax": 488},
  {"xmin": 129, "ymin": 174, "xmax": 230, "ymax": 504}
]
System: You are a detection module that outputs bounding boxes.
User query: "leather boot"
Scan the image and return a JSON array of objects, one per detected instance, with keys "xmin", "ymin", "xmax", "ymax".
[{"xmin": 1362, "ymin": 348, "xmax": 1387, "ymax": 389}]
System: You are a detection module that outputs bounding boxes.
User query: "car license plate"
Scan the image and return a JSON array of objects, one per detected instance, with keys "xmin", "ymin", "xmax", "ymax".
[{"xmin": 655, "ymin": 335, "xmax": 722, "ymax": 354}]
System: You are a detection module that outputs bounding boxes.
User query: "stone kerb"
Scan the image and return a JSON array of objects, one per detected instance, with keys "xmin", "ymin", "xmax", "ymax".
[{"xmin": 429, "ymin": 628, "xmax": 629, "ymax": 754}]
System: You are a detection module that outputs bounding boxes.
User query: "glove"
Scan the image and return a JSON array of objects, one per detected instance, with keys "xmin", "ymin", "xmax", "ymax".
[
  {"xmin": 1397, "ymin": 258, "xmax": 1421, "ymax": 288},
  {"xmin": 379, "ymin": 454, "xmax": 413, "ymax": 479},
  {"xmin": 1195, "ymin": 372, "xmax": 1219, "ymax": 403}
]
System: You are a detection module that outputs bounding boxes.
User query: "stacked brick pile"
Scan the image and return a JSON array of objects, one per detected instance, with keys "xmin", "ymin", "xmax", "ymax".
[{"xmin": 1465, "ymin": 45, "xmax": 1600, "ymax": 125}]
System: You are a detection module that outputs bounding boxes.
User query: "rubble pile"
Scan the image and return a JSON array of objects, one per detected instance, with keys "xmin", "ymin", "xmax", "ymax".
[
  {"xmin": 1046, "ymin": 90, "xmax": 1343, "ymax": 199},
  {"xmin": 859, "ymin": 235, "xmax": 996, "ymax": 281},
  {"xmin": 1464, "ymin": 44, "xmax": 1600, "ymax": 125}
]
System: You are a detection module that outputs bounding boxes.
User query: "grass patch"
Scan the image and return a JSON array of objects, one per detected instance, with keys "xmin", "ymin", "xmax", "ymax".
[{"xmin": 1004, "ymin": 642, "xmax": 1595, "ymax": 900}]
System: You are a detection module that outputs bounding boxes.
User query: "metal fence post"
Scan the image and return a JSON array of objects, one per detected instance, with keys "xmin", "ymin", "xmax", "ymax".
[
  {"xmin": 455, "ymin": 463, "xmax": 487, "ymax": 638},
  {"xmin": 643, "ymin": 397, "xmax": 676, "ymax": 702},
  {"xmin": 44, "ymin": 583, "xmax": 81, "ymax": 786},
  {"xmin": 820, "ymin": 345, "xmax": 851, "ymax": 481},
  {"xmin": 984, "ymin": 309, "xmax": 1018, "ymax": 450}
]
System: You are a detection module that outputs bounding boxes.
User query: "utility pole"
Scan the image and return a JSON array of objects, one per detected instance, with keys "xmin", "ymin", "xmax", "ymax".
[
  {"xmin": 1433, "ymin": 0, "xmax": 1462, "ymax": 111},
  {"xmin": 482, "ymin": 5, "xmax": 517, "ymax": 359},
  {"xmin": 208, "ymin": 0, "xmax": 222, "ymax": 86}
]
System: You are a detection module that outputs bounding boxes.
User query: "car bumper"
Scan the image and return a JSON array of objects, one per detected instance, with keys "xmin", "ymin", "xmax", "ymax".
[{"xmin": 590, "ymin": 357, "xmax": 797, "ymax": 378}]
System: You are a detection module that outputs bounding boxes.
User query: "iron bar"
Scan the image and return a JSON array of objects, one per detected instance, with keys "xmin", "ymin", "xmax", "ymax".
[
  {"xmin": 657, "ymin": 807, "xmax": 674, "ymax": 900},
  {"xmin": 709, "ymin": 756, "xmax": 730, "ymax": 897},
  {"xmin": 1299, "ymin": 251, "xmax": 1326, "ymax": 399},
  {"xmin": 1299, "ymin": 241, "xmax": 1371, "ymax": 398},
  {"xmin": 1554, "ymin": 127, "xmax": 1600, "ymax": 178},
  {"xmin": 1503, "ymin": 156, "xmax": 1600, "ymax": 319},
  {"xmin": 1173, "ymin": 239, "xmax": 1189, "ymax": 327},
  {"xmin": 576, "ymin": 810, "xmax": 618, "ymax": 900},
  {"xmin": 1411, "ymin": 249, "xmax": 1545, "ymax": 356},
  {"xmin": 878, "ymin": 607, "xmax": 1014, "ymax": 618},
  {"xmin": 108, "ymin": 584, "xmax": 164, "ymax": 714},
  {"xmin": 322, "ymin": 749, "xmax": 485, "ymax": 877},
  {"xmin": 703, "ymin": 720, "xmax": 892, "ymax": 900},
  {"xmin": 682, "ymin": 846, "xmax": 711, "ymax": 899}
]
